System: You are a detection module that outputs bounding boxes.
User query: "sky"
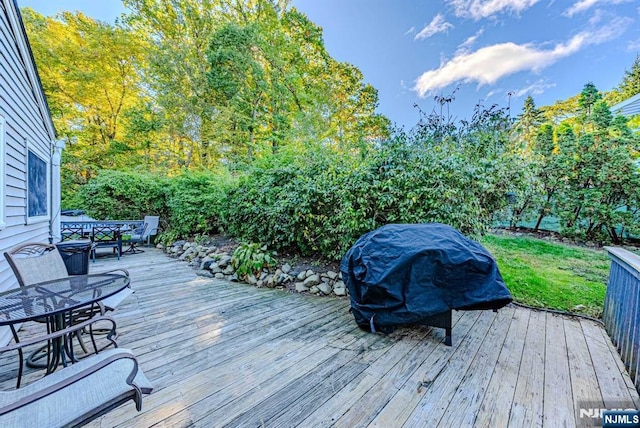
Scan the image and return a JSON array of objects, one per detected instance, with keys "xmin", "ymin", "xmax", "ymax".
[{"xmin": 18, "ymin": 0, "xmax": 640, "ymax": 129}]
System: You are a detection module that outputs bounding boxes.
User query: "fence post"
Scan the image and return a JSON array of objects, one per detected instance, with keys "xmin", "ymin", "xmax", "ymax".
[{"xmin": 603, "ymin": 247, "xmax": 640, "ymax": 391}]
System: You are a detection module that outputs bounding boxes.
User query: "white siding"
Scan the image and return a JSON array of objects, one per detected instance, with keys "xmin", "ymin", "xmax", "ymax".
[
  {"xmin": 0, "ymin": 0, "xmax": 58, "ymax": 346},
  {"xmin": 611, "ymin": 92, "xmax": 640, "ymax": 118}
]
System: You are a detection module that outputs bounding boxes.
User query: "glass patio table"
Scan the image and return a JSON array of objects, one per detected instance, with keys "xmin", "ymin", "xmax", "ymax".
[{"xmin": 0, "ymin": 273, "xmax": 129, "ymax": 387}]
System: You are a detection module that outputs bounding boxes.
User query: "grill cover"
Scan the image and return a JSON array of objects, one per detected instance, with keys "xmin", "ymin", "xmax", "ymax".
[{"xmin": 340, "ymin": 223, "xmax": 512, "ymax": 330}]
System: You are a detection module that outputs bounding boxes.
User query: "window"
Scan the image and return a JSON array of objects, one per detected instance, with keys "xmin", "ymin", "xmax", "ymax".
[
  {"xmin": 0, "ymin": 115, "xmax": 4, "ymax": 228},
  {"xmin": 27, "ymin": 148, "xmax": 48, "ymax": 222}
]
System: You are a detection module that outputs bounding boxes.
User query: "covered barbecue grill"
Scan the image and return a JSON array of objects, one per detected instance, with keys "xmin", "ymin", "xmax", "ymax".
[{"xmin": 340, "ymin": 223, "xmax": 512, "ymax": 345}]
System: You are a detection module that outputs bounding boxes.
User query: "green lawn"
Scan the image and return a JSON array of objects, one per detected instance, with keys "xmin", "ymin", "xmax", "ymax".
[{"xmin": 481, "ymin": 234, "xmax": 611, "ymax": 318}]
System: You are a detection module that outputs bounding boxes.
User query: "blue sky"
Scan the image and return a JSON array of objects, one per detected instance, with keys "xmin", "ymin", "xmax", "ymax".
[{"xmin": 19, "ymin": 0, "xmax": 640, "ymax": 129}]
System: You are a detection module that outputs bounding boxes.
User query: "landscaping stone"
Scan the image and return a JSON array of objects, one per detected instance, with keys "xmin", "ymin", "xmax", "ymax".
[
  {"xmin": 295, "ymin": 282, "xmax": 309, "ymax": 293},
  {"xmin": 318, "ymin": 282, "xmax": 333, "ymax": 295},
  {"xmin": 303, "ymin": 274, "xmax": 320, "ymax": 287},
  {"xmin": 334, "ymin": 286, "xmax": 347, "ymax": 296},
  {"xmin": 167, "ymin": 237, "xmax": 352, "ymax": 301},
  {"xmin": 200, "ymin": 256, "xmax": 215, "ymax": 270},
  {"xmin": 196, "ymin": 269, "xmax": 213, "ymax": 278},
  {"xmin": 179, "ymin": 247, "xmax": 198, "ymax": 261},
  {"xmin": 217, "ymin": 255, "xmax": 232, "ymax": 268},
  {"xmin": 333, "ymin": 280, "xmax": 347, "ymax": 296},
  {"xmin": 265, "ymin": 274, "xmax": 275, "ymax": 288}
]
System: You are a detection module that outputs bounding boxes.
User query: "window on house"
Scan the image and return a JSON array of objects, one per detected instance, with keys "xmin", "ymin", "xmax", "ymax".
[{"xmin": 27, "ymin": 148, "xmax": 48, "ymax": 221}]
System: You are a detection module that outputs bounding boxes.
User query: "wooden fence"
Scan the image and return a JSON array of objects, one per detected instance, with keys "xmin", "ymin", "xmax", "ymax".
[{"xmin": 603, "ymin": 247, "xmax": 640, "ymax": 391}]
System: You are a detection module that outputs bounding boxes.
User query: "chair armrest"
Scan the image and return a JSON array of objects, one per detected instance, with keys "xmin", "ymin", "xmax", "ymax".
[
  {"xmin": 0, "ymin": 315, "xmax": 117, "ymax": 354},
  {"xmin": 0, "ymin": 349, "xmax": 144, "ymax": 419},
  {"xmin": 96, "ymin": 268, "xmax": 130, "ymax": 278}
]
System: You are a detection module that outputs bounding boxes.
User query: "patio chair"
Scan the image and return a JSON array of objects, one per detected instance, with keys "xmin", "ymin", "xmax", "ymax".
[
  {"xmin": 142, "ymin": 216, "xmax": 160, "ymax": 247},
  {"xmin": 60, "ymin": 226, "xmax": 86, "ymax": 241},
  {"xmin": 4, "ymin": 243, "xmax": 133, "ymax": 313},
  {"xmin": 123, "ymin": 216, "xmax": 160, "ymax": 253},
  {"xmin": 91, "ymin": 225, "xmax": 122, "ymax": 262},
  {"xmin": 122, "ymin": 223, "xmax": 147, "ymax": 254},
  {"xmin": 0, "ymin": 348, "xmax": 152, "ymax": 427},
  {"xmin": 3, "ymin": 243, "xmax": 134, "ymax": 363}
]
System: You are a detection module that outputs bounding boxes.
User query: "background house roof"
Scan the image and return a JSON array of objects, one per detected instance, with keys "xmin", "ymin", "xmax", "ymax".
[{"xmin": 610, "ymin": 92, "xmax": 640, "ymax": 118}]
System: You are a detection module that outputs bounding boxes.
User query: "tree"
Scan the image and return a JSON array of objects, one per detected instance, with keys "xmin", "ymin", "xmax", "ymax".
[
  {"xmin": 590, "ymin": 100, "xmax": 613, "ymax": 131},
  {"xmin": 553, "ymin": 100, "xmax": 640, "ymax": 242},
  {"xmin": 617, "ymin": 54, "xmax": 640, "ymax": 100},
  {"xmin": 125, "ymin": 0, "xmax": 389, "ymax": 165},
  {"xmin": 21, "ymin": 8, "xmax": 150, "ymax": 204},
  {"xmin": 539, "ymin": 94, "xmax": 580, "ymax": 124},
  {"xmin": 579, "ymin": 82, "xmax": 602, "ymax": 116},
  {"xmin": 532, "ymin": 123, "xmax": 570, "ymax": 231},
  {"xmin": 514, "ymin": 95, "xmax": 543, "ymax": 152},
  {"xmin": 123, "ymin": 0, "xmax": 227, "ymax": 168}
]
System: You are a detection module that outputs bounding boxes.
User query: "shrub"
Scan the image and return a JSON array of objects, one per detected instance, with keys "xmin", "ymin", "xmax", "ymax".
[
  {"xmin": 77, "ymin": 170, "xmax": 168, "ymax": 220},
  {"xmin": 165, "ymin": 171, "xmax": 235, "ymax": 240},
  {"xmin": 221, "ymin": 110, "xmax": 523, "ymax": 260}
]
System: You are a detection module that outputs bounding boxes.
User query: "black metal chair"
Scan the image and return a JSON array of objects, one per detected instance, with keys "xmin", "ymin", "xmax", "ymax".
[
  {"xmin": 91, "ymin": 226, "xmax": 122, "ymax": 262},
  {"xmin": 60, "ymin": 226, "xmax": 86, "ymax": 241}
]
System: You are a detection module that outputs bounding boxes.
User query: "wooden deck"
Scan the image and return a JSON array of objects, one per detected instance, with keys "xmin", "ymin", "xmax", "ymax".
[{"xmin": 1, "ymin": 249, "xmax": 638, "ymax": 427}]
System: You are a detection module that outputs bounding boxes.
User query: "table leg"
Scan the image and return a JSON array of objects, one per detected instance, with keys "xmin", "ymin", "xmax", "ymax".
[{"xmin": 9, "ymin": 325, "xmax": 24, "ymax": 389}]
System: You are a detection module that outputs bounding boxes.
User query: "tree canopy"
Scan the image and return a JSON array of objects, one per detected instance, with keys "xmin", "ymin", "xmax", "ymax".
[{"xmin": 22, "ymin": 1, "xmax": 389, "ymax": 204}]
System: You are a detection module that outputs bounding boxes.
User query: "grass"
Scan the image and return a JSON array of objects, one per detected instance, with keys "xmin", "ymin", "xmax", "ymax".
[{"xmin": 481, "ymin": 233, "xmax": 611, "ymax": 318}]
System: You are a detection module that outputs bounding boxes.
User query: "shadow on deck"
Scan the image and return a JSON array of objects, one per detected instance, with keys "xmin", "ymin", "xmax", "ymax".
[{"xmin": 1, "ymin": 249, "xmax": 638, "ymax": 427}]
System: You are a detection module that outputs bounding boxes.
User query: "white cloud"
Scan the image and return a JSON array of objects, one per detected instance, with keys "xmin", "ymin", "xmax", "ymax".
[
  {"xmin": 413, "ymin": 20, "xmax": 630, "ymax": 97},
  {"xmin": 447, "ymin": 0, "xmax": 539, "ymax": 20},
  {"xmin": 404, "ymin": 26, "xmax": 415, "ymax": 36},
  {"xmin": 415, "ymin": 14, "xmax": 454, "ymax": 40},
  {"xmin": 512, "ymin": 80, "xmax": 557, "ymax": 97},
  {"xmin": 457, "ymin": 28, "xmax": 485, "ymax": 53},
  {"xmin": 485, "ymin": 89, "xmax": 501, "ymax": 99},
  {"xmin": 565, "ymin": 0, "xmax": 632, "ymax": 18},
  {"xmin": 628, "ymin": 38, "xmax": 640, "ymax": 52}
]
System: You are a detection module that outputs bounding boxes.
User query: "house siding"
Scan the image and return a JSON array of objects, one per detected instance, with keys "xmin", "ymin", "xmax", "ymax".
[
  {"xmin": 0, "ymin": 0, "xmax": 58, "ymax": 346},
  {"xmin": 611, "ymin": 93, "xmax": 640, "ymax": 118}
]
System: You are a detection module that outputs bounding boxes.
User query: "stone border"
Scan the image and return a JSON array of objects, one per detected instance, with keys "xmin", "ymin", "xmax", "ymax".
[{"xmin": 165, "ymin": 241, "xmax": 348, "ymax": 297}]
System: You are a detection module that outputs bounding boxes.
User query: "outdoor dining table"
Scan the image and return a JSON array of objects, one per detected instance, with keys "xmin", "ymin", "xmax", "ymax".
[
  {"xmin": 61, "ymin": 220, "xmax": 145, "ymax": 255},
  {"xmin": 0, "ymin": 272, "xmax": 129, "ymax": 387},
  {"xmin": 60, "ymin": 220, "xmax": 144, "ymax": 238}
]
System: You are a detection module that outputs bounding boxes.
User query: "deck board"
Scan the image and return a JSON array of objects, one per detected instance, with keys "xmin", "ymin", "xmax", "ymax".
[
  {"xmin": 508, "ymin": 309, "xmax": 547, "ymax": 427},
  {"xmin": 474, "ymin": 307, "xmax": 529, "ymax": 427},
  {"xmin": 0, "ymin": 249, "xmax": 637, "ymax": 427}
]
